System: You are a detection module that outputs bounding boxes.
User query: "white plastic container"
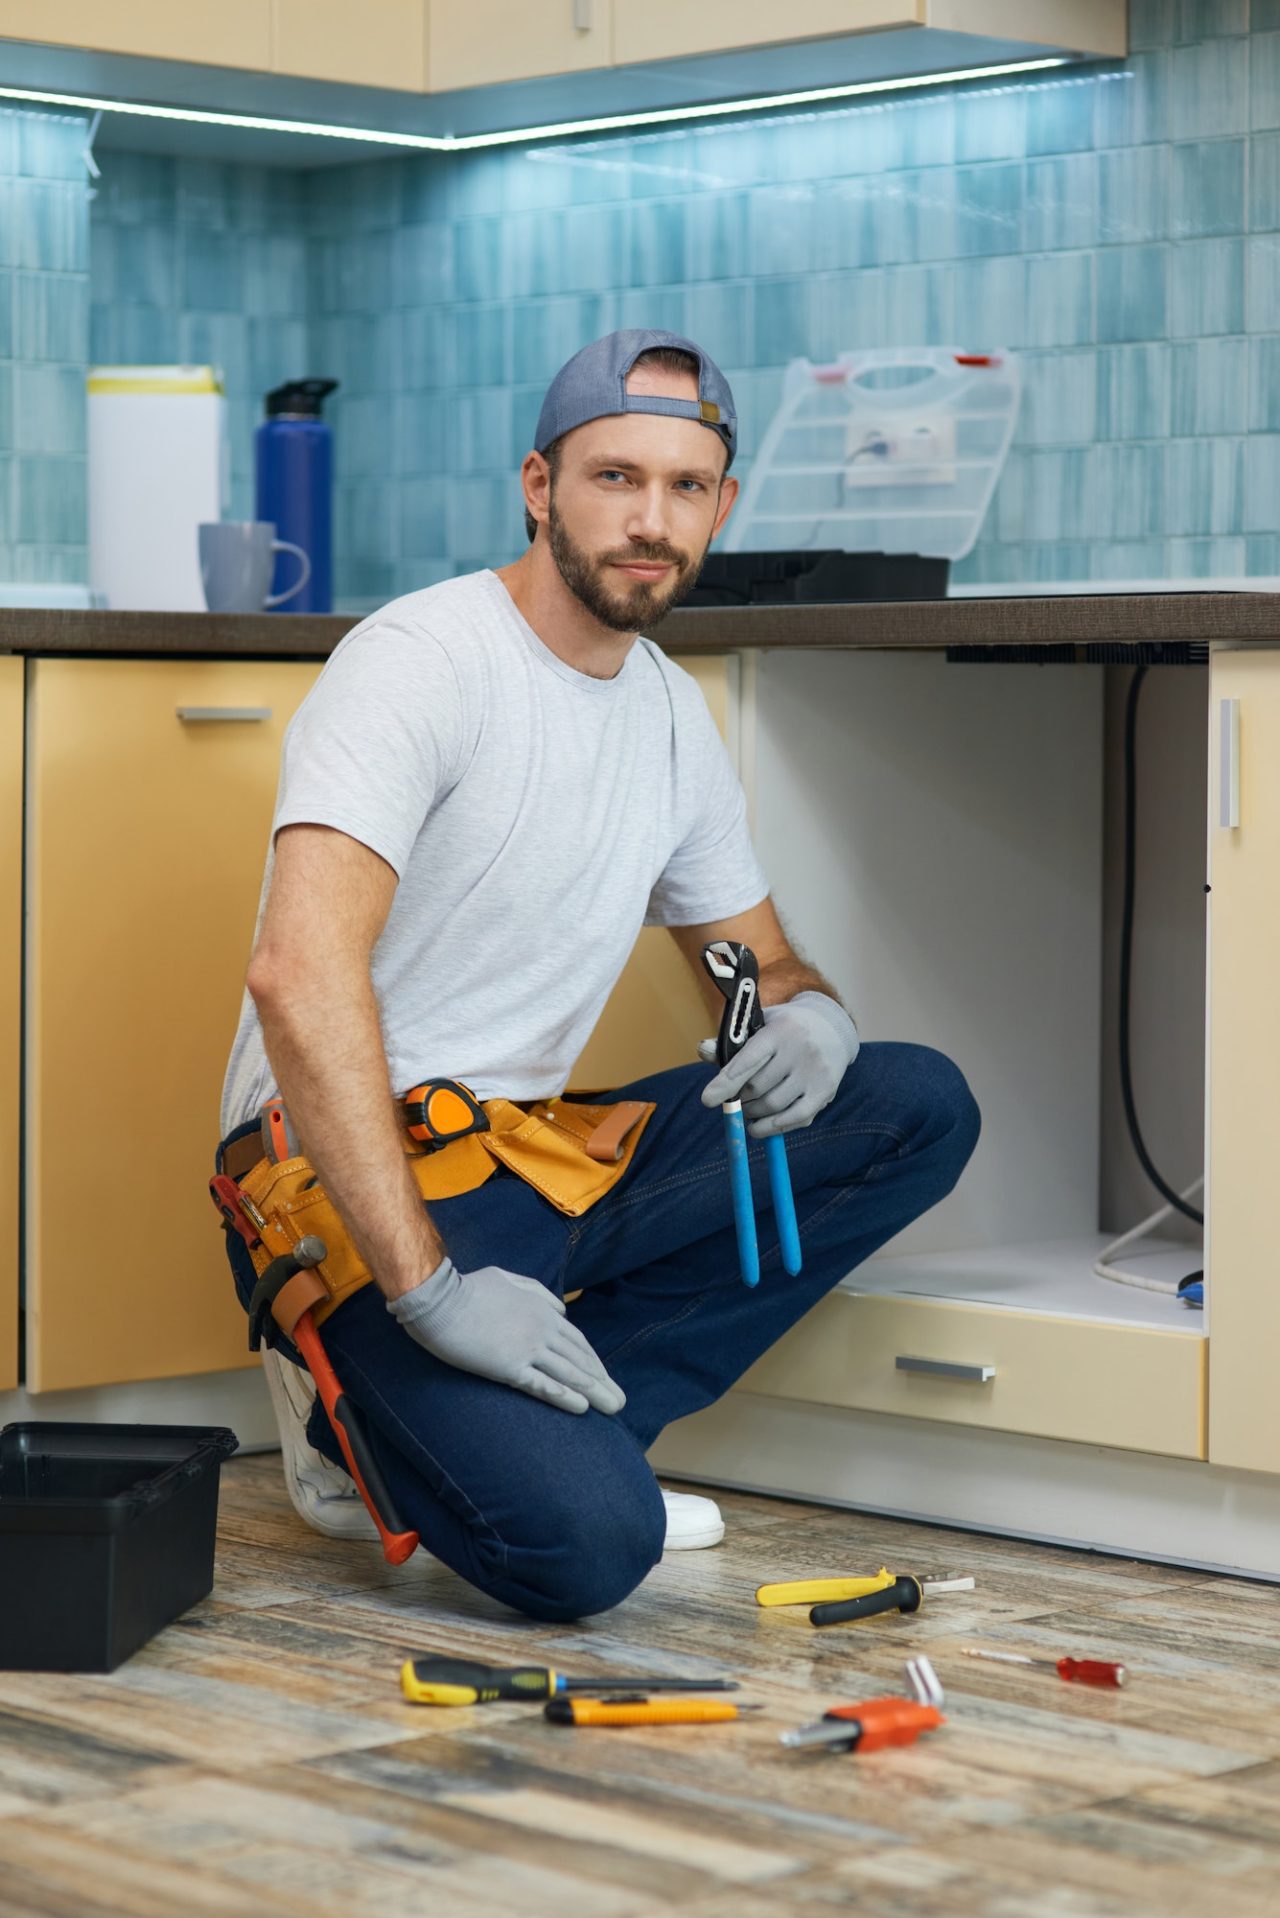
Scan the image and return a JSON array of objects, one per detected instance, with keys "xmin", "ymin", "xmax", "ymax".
[
  {"xmin": 88, "ymin": 365, "xmax": 229, "ymax": 611},
  {"xmin": 726, "ymin": 349, "xmax": 1021, "ymax": 562}
]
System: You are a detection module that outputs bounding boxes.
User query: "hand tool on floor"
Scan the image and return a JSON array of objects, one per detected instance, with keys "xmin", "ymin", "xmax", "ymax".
[
  {"xmin": 544, "ymin": 1698, "xmax": 764, "ymax": 1728},
  {"xmin": 400, "ymin": 1656, "xmax": 740, "ymax": 1706},
  {"xmin": 757, "ymin": 1567, "xmax": 969, "ymax": 1608},
  {"xmin": 810, "ymin": 1572, "xmax": 975, "ymax": 1627},
  {"xmin": 701, "ymin": 940, "xmax": 802, "ymax": 1287},
  {"xmin": 780, "ymin": 1696, "xmax": 945, "ymax": 1753},
  {"xmin": 905, "ymin": 1654, "xmax": 945, "ymax": 1708},
  {"xmin": 248, "ymin": 1234, "xmax": 419, "ymax": 1566},
  {"xmin": 961, "ymin": 1647, "xmax": 1127, "ymax": 1689}
]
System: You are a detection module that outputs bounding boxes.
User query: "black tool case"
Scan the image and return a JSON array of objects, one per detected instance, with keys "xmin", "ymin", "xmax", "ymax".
[{"xmin": 0, "ymin": 1422, "xmax": 238, "ymax": 1671}]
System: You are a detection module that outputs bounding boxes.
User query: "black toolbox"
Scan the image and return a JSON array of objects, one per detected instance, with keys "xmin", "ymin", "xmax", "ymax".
[{"xmin": 0, "ymin": 1422, "xmax": 238, "ymax": 1672}]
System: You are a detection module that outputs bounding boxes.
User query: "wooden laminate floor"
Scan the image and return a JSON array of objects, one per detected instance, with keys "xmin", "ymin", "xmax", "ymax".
[{"xmin": 2, "ymin": 1453, "xmax": 1279, "ymax": 1917}]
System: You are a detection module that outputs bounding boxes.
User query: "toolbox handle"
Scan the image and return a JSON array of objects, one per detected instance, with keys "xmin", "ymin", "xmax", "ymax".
[{"xmin": 896, "ymin": 1355, "xmax": 995, "ymax": 1383}]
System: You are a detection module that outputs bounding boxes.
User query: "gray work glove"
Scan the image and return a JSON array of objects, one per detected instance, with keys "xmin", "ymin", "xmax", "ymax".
[
  {"xmin": 387, "ymin": 1256, "xmax": 626, "ymax": 1417},
  {"xmin": 699, "ymin": 990, "xmax": 860, "ymax": 1139}
]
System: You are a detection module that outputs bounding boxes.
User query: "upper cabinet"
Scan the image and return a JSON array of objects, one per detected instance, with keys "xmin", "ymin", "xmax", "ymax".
[
  {"xmin": 0, "ymin": 2, "xmax": 273, "ymax": 70},
  {"xmin": 0, "ymin": 0, "xmax": 1125, "ymax": 94},
  {"xmin": 614, "ymin": 1, "xmax": 918, "ymax": 71},
  {"xmin": 0, "ymin": 1, "xmax": 426, "ymax": 88},
  {"xmin": 430, "ymin": 0, "xmax": 609, "ymax": 93},
  {"xmin": 273, "ymin": 0, "xmax": 427, "ymax": 91}
]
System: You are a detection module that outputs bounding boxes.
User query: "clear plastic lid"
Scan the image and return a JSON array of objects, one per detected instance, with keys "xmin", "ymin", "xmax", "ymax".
[{"xmin": 725, "ymin": 349, "xmax": 1022, "ymax": 562}]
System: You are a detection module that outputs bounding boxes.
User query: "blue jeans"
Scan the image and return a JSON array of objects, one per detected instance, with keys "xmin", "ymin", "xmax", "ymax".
[{"xmin": 216, "ymin": 1042, "xmax": 979, "ymax": 1622}]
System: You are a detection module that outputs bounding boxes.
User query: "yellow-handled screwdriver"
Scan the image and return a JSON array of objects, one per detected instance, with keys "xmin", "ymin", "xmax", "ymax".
[{"xmin": 400, "ymin": 1656, "xmax": 739, "ymax": 1707}]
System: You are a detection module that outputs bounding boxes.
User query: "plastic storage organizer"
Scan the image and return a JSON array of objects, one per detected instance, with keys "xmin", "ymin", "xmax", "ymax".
[{"xmin": 725, "ymin": 349, "xmax": 1022, "ymax": 562}]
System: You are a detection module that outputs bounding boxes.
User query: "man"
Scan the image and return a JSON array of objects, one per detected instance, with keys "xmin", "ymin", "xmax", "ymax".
[{"xmin": 215, "ymin": 329, "xmax": 980, "ymax": 1621}]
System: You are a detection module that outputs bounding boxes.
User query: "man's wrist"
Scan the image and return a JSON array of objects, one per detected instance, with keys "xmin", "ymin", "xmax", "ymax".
[
  {"xmin": 784, "ymin": 989, "xmax": 859, "ymax": 1056},
  {"xmin": 379, "ymin": 1247, "xmax": 451, "ymax": 1302}
]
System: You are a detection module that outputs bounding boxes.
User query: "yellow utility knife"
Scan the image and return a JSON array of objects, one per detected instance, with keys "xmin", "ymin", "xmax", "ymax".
[{"xmin": 756, "ymin": 1568, "xmax": 896, "ymax": 1607}]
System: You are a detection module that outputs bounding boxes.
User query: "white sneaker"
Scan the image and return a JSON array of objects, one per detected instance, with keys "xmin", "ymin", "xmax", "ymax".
[
  {"xmin": 260, "ymin": 1344, "xmax": 379, "ymax": 1540},
  {"xmin": 660, "ymin": 1488, "xmax": 725, "ymax": 1550}
]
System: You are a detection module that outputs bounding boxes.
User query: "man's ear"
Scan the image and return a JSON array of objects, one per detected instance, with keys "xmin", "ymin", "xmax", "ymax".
[
  {"xmin": 711, "ymin": 473, "xmax": 740, "ymax": 541},
  {"xmin": 521, "ymin": 449, "xmax": 553, "ymax": 533}
]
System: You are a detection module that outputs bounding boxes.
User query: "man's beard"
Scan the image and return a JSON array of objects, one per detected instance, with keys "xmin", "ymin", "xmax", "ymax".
[{"xmin": 548, "ymin": 497, "xmax": 709, "ymax": 633}]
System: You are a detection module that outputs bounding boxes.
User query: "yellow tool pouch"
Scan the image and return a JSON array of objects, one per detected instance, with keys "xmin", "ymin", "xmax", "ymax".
[{"xmin": 234, "ymin": 1091, "xmax": 655, "ymax": 1329}]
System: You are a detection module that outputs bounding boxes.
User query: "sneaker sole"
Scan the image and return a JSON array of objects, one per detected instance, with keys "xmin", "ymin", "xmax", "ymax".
[{"xmin": 662, "ymin": 1519, "xmax": 726, "ymax": 1551}]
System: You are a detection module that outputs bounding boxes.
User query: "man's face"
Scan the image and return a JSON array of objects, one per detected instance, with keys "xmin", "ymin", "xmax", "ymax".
[{"xmin": 540, "ymin": 365, "xmax": 738, "ymax": 632}]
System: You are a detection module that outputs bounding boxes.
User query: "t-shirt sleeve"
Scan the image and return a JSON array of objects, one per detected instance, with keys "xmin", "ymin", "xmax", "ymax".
[
  {"xmin": 271, "ymin": 622, "xmax": 468, "ymax": 879},
  {"xmin": 643, "ymin": 687, "xmax": 770, "ymax": 928}
]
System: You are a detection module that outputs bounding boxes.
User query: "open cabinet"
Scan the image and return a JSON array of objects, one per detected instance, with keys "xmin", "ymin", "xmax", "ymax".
[{"xmin": 661, "ymin": 646, "xmax": 1215, "ymax": 1472}]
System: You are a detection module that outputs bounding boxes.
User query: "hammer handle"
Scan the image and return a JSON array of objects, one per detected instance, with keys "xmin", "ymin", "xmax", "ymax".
[{"xmin": 291, "ymin": 1311, "xmax": 419, "ymax": 1565}]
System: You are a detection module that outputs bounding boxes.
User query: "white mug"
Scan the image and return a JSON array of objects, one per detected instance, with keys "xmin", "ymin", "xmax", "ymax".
[{"xmin": 198, "ymin": 521, "xmax": 311, "ymax": 612}]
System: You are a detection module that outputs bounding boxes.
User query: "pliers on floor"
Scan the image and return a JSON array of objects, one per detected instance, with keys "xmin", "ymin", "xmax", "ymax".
[{"xmin": 701, "ymin": 939, "xmax": 802, "ymax": 1288}]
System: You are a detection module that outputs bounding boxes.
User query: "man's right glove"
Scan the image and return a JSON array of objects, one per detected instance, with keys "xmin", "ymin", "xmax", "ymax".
[{"xmin": 386, "ymin": 1255, "xmax": 626, "ymax": 1417}]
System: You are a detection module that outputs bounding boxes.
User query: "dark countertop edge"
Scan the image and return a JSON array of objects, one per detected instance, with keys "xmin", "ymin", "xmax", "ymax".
[{"xmin": 1, "ymin": 594, "xmax": 1279, "ymax": 657}]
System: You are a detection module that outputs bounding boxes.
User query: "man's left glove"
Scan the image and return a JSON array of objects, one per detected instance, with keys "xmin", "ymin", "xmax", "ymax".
[{"xmin": 699, "ymin": 990, "xmax": 860, "ymax": 1139}]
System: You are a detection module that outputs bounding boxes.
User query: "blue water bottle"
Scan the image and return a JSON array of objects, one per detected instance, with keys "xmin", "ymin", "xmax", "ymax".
[{"xmin": 255, "ymin": 378, "xmax": 338, "ymax": 612}]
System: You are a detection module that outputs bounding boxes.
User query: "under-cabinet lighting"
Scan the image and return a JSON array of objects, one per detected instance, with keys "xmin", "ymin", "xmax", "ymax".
[{"xmin": 0, "ymin": 58, "xmax": 1072, "ymax": 151}]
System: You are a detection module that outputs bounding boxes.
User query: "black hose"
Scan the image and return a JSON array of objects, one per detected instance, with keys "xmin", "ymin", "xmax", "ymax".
[{"xmin": 1118, "ymin": 665, "xmax": 1203, "ymax": 1226}]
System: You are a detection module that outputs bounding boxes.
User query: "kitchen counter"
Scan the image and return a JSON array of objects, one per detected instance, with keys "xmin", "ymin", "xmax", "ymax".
[{"xmin": 0, "ymin": 592, "xmax": 1277, "ymax": 658}]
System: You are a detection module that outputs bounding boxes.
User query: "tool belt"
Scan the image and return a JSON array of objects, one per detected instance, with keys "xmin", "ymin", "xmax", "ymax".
[{"xmin": 215, "ymin": 1079, "xmax": 655, "ymax": 1331}]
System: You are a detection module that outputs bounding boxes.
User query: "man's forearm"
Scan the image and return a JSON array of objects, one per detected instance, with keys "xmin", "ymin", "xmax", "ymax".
[
  {"xmin": 252, "ymin": 967, "xmax": 446, "ymax": 1301},
  {"xmin": 758, "ymin": 955, "xmax": 853, "ymax": 1021}
]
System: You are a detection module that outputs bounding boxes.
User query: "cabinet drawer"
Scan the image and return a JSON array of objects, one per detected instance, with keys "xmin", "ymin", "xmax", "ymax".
[{"xmin": 741, "ymin": 1289, "xmax": 1205, "ymax": 1460}]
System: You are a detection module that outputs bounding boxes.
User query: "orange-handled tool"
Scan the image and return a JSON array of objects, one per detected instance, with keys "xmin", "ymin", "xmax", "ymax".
[
  {"xmin": 961, "ymin": 1647, "xmax": 1127, "ymax": 1688},
  {"xmin": 248, "ymin": 1235, "xmax": 419, "ymax": 1566},
  {"xmin": 545, "ymin": 1698, "xmax": 761, "ymax": 1727},
  {"xmin": 780, "ymin": 1697, "xmax": 945, "ymax": 1752}
]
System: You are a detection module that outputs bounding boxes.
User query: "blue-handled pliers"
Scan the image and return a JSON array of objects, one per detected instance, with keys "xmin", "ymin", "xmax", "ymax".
[{"xmin": 702, "ymin": 940, "xmax": 803, "ymax": 1288}]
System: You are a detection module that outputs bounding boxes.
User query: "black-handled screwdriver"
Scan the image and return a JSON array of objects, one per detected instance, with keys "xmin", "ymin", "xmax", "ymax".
[
  {"xmin": 810, "ymin": 1572, "xmax": 974, "ymax": 1627},
  {"xmin": 400, "ymin": 1656, "xmax": 739, "ymax": 1706}
]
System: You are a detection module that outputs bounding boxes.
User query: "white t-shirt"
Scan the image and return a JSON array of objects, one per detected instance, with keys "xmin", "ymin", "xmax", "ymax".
[{"xmin": 219, "ymin": 568, "xmax": 770, "ymax": 1134}]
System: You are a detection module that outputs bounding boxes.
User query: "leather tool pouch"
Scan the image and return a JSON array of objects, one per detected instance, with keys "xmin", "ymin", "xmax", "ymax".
[{"xmin": 231, "ymin": 1090, "xmax": 655, "ymax": 1330}]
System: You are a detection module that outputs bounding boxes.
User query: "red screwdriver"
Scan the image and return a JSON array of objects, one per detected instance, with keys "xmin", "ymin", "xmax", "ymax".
[{"xmin": 961, "ymin": 1647, "xmax": 1127, "ymax": 1688}]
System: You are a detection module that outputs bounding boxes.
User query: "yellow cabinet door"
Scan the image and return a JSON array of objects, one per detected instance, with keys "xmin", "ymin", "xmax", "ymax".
[
  {"xmin": 1206, "ymin": 647, "xmax": 1280, "ymax": 1472},
  {"xmin": 569, "ymin": 655, "xmax": 736, "ymax": 1091},
  {"xmin": 0, "ymin": 658, "xmax": 21, "ymax": 1392},
  {"xmin": 613, "ymin": 0, "xmax": 1125, "ymax": 67},
  {"xmin": 429, "ymin": 0, "xmax": 610, "ymax": 91},
  {"xmin": 0, "ymin": 1, "xmax": 271, "ymax": 69},
  {"xmin": 273, "ymin": 0, "xmax": 427, "ymax": 89},
  {"xmin": 26, "ymin": 658, "xmax": 320, "ymax": 1393},
  {"xmin": 613, "ymin": 0, "xmax": 918, "ymax": 68}
]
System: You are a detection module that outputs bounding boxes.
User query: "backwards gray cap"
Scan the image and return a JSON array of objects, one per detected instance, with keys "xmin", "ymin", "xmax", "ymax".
[{"xmin": 535, "ymin": 329, "xmax": 737, "ymax": 466}]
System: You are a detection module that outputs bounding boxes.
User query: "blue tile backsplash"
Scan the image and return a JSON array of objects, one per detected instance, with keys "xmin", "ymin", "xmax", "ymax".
[
  {"xmin": 0, "ymin": 109, "xmax": 91, "ymax": 583},
  {"xmin": 7, "ymin": 2, "xmax": 1280, "ymax": 599}
]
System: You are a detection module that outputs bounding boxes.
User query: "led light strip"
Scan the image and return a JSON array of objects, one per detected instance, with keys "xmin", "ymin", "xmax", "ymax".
[{"xmin": 0, "ymin": 57, "xmax": 1071, "ymax": 152}]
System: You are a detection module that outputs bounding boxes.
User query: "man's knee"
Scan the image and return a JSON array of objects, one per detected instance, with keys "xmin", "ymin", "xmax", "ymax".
[
  {"xmin": 512, "ymin": 1471, "xmax": 666, "ymax": 1623},
  {"xmin": 837, "ymin": 1040, "xmax": 981, "ymax": 1172}
]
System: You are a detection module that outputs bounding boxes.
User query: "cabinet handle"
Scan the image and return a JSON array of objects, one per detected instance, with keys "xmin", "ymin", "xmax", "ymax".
[
  {"xmin": 896, "ymin": 1355, "xmax": 996, "ymax": 1383},
  {"xmin": 176, "ymin": 707, "xmax": 273, "ymax": 723},
  {"xmin": 573, "ymin": 0, "xmax": 591, "ymax": 28},
  {"xmin": 1219, "ymin": 696, "xmax": 1240, "ymax": 830}
]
